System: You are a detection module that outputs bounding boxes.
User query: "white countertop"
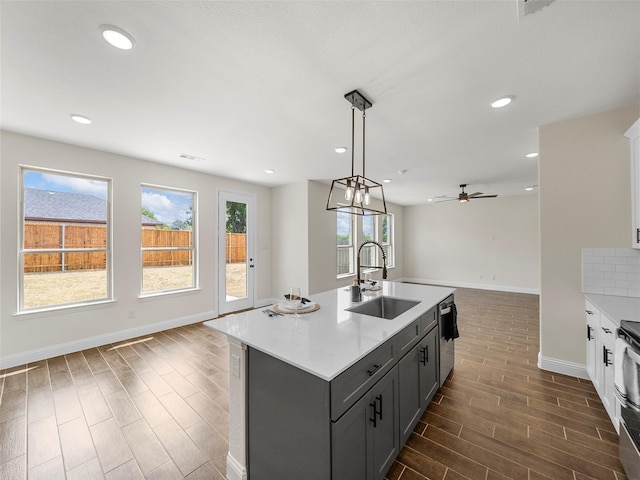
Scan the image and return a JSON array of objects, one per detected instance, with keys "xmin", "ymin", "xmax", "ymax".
[
  {"xmin": 584, "ymin": 293, "xmax": 640, "ymax": 326},
  {"xmin": 204, "ymin": 281, "xmax": 455, "ymax": 381}
]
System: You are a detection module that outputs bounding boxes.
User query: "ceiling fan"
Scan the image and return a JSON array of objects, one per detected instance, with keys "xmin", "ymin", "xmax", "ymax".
[{"xmin": 436, "ymin": 184, "xmax": 498, "ymax": 203}]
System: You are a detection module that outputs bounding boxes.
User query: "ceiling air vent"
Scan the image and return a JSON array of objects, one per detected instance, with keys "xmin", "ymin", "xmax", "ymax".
[
  {"xmin": 518, "ymin": 0, "xmax": 555, "ymax": 19},
  {"xmin": 179, "ymin": 153, "xmax": 205, "ymax": 161}
]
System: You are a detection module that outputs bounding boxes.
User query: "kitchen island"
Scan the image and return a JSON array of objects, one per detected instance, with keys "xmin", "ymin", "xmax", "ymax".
[{"xmin": 204, "ymin": 281, "xmax": 455, "ymax": 480}]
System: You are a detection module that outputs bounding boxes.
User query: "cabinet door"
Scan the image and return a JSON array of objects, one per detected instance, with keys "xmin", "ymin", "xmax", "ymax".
[
  {"xmin": 331, "ymin": 395, "xmax": 368, "ymax": 480},
  {"xmin": 601, "ymin": 338, "xmax": 617, "ymax": 427},
  {"xmin": 398, "ymin": 346, "xmax": 421, "ymax": 445},
  {"xmin": 419, "ymin": 327, "xmax": 439, "ymax": 410},
  {"xmin": 332, "ymin": 366, "xmax": 399, "ymax": 480},
  {"xmin": 370, "ymin": 366, "xmax": 399, "ymax": 480},
  {"xmin": 585, "ymin": 307, "xmax": 598, "ymax": 386}
]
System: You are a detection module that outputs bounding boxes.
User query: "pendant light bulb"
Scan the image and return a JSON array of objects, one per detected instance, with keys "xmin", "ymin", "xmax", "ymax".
[
  {"xmin": 354, "ymin": 187, "xmax": 363, "ymax": 204},
  {"xmin": 345, "ymin": 180, "xmax": 354, "ymax": 201},
  {"xmin": 364, "ymin": 187, "xmax": 371, "ymax": 205}
]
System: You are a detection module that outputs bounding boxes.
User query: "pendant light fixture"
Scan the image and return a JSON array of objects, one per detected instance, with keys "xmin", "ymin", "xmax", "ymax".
[{"xmin": 326, "ymin": 90, "xmax": 387, "ymax": 216}]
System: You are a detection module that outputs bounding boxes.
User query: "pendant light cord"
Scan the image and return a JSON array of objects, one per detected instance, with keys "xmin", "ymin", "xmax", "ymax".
[
  {"xmin": 362, "ymin": 110, "xmax": 366, "ymax": 180},
  {"xmin": 351, "ymin": 105, "xmax": 355, "ymax": 177}
]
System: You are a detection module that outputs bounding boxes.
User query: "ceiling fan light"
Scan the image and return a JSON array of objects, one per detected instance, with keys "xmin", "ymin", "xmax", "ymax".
[{"xmin": 526, "ymin": 152, "xmax": 538, "ymax": 158}]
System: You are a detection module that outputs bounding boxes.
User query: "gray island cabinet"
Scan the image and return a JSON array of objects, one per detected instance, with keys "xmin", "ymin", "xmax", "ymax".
[{"xmin": 204, "ymin": 282, "xmax": 454, "ymax": 480}]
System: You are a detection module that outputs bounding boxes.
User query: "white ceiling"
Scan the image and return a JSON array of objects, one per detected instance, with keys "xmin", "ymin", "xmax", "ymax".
[{"xmin": 2, "ymin": 1, "xmax": 639, "ymax": 206}]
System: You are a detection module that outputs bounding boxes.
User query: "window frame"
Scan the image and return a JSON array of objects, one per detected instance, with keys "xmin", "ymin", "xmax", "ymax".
[
  {"xmin": 19, "ymin": 166, "xmax": 113, "ymax": 312},
  {"xmin": 381, "ymin": 213, "xmax": 395, "ymax": 268},
  {"xmin": 361, "ymin": 211, "xmax": 379, "ymax": 272},
  {"xmin": 336, "ymin": 206, "xmax": 356, "ymax": 278},
  {"xmin": 140, "ymin": 183, "xmax": 198, "ymax": 296}
]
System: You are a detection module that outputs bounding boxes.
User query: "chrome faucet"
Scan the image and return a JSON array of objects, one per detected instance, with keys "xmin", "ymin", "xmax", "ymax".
[{"xmin": 357, "ymin": 240, "xmax": 388, "ymax": 284}]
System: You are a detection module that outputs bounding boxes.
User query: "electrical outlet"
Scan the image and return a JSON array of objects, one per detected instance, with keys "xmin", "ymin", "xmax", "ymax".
[
  {"xmin": 231, "ymin": 354, "xmax": 241, "ymax": 378},
  {"xmin": 127, "ymin": 308, "xmax": 135, "ymax": 319}
]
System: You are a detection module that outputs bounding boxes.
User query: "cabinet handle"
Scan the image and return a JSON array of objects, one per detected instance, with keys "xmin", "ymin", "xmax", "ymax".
[
  {"xmin": 367, "ymin": 364, "xmax": 382, "ymax": 377},
  {"xmin": 602, "ymin": 327, "xmax": 612, "ymax": 334},
  {"xmin": 420, "ymin": 346, "xmax": 429, "ymax": 365},
  {"xmin": 369, "ymin": 395, "xmax": 382, "ymax": 427},
  {"xmin": 375, "ymin": 394, "xmax": 382, "ymax": 421},
  {"xmin": 369, "ymin": 400, "xmax": 377, "ymax": 428},
  {"xmin": 587, "ymin": 325, "xmax": 593, "ymax": 341},
  {"xmin": 637, "ymin": 228, "xmax": 639, "ymax": 244},
  {"xmin": 585, "ymin": 310, "xmax": 593, "ymax": 315},
  {"xmin": 603, "ymin": 346, "xmax": 613, "ymax": 366}
]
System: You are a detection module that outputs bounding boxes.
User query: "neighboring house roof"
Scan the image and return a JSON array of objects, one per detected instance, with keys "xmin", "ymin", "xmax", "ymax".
[{"xmin": 24, "ymin": 188, "xmax": 164, "ymax": 226}]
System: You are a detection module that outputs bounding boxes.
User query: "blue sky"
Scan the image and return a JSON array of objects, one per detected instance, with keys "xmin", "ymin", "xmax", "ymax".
[
  {"xmin": 141, "ymin": 186, "xmax": 193, "ymax": 225},
  {"xmin": 24, "ymin": 170, "xmax": 192, "ymax": 226},
  {"xmin": 24, "ymin": 170, "xmax": 108, "ymax": 200}
]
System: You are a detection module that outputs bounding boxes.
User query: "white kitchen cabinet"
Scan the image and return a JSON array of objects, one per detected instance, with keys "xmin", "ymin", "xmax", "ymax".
[
  {"xmin": 626, "ymin": 118, "xmax": 640, "ymax": 248},
  {"xmin": 585, "ymin": 300, "xmax": 620, "ymax": 432}
]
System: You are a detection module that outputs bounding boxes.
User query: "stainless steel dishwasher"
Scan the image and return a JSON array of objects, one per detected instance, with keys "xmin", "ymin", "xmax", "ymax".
[{"xmin": 438, "ymin": 295, "xmax": 457, "ymax": 386}]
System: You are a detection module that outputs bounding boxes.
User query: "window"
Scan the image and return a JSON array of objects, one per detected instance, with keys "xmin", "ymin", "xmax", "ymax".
[
  {"xmin": 20, "ymin": 167, "xmax": 111, "ymax": 311},
  {"xmin": 141, "ymin": 185, "xmax": 197, "ymax": 294},
  {"xmin": 381, "ymin": 213, "xmax": 394, "ymax": 267},
  {"xmin": 336, "ymin": 211, "xmax": 395, "ymax": 279},
  {"xmin": 337, "ymin": 208, "xmax": 355, "ymax": 276},
  {"xmin": 361, "ymin": 212, "xmax": 378, "ymax": 268}
]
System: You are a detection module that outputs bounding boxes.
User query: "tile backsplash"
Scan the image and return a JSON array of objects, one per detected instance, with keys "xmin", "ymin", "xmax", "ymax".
[{"xmin": 582, "ymin": 248, "xmax": 640, "ymax": 297}]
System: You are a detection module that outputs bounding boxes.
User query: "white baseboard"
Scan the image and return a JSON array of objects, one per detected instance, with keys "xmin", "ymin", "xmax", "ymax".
[
  {"xmin": 0, "ymin": 310, "xmax": 217, "ymax": 369},
  {"xmin": 537, "ymin": 352, "xmax": 589, "ymax": 380},
  {"xmin": 226, "ymin": 453, "xmax": 248, "ymax": 480},
  {"xmin": 399, "ymin": 277, "xmax": 540, "ymax": 295}
]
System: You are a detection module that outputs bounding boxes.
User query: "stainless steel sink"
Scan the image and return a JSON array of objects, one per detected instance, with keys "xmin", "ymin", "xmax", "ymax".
[{"xmin": 346, "ymin": 296, "xmax": 420, "ymax": 320}]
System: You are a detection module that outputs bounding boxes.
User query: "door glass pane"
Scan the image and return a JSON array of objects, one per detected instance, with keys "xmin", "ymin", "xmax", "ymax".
[{"xmin": 226, "ymin": 200, "xmax": 247, "ymax": 300}]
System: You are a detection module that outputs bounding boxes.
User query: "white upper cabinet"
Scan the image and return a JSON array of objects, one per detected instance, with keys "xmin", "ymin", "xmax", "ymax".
[{"xmin": 627, "ymin": 118, "xmax": 640, "ymax": 248}]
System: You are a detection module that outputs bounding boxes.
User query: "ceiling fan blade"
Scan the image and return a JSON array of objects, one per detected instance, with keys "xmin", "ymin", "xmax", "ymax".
[
  {"xmin": 435, "ymin": 197, "xmax": 457, "ymax": 203},
  {"xmin": 472, "ymin": 194, "xmax": 498, "ymax": 199},
  {"xmin": 468, "ymin": 192, "xmax": 483, "ymax": 197}
]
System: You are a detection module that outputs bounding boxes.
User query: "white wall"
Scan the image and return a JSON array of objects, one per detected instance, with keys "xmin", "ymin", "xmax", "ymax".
[
  {"xmin": 0, "ymin": 131, "xmax": 272, "ymax": 367},
  {"xmin": 403, "ymin": 194, "xmax": 540, "ymax": 293},
  {"xmin": 271, "ymin": 181, "xmax": 309, "ymax": 297},
  {"xmin": 539, "ymin": 105, "xmax": 639, "ymax": 369}
]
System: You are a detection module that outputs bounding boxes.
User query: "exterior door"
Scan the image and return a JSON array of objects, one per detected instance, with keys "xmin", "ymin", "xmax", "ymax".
[{"xmin": 218, "ymin": 191, "xmax": 255, "ymax": 315}]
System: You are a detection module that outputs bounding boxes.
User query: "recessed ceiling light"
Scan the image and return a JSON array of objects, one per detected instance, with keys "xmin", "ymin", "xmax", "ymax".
[
  {"xmin": 525, "ymin": 185, "xmax": 537, "ymax": 191},
  {"xmin": 526, "ymin": 152, "xmax": 538, "ymax": 158},
  {"xmin": 100, "ymin": 24, "xmax": 135, "ymax": 50},
  {"xmin": 491, "ymin": 96, "xmax": 514, "ymax": 108},
  {"xmin": 398, "ymin": 169, "xmax": 408, "ymax": 175},
  {"xmin": 265, "ymin": 169, "xmax": 275, "ymax": 174},
  {"xmin": 335, "ymin": 147, "xmax": 347, "ymax": 154},
  {"xmin": 427, "ymin": 198, "xmax": 433, "ymax": 202},
  {"xmin": 383, "ymin": 179, "xmax": 392, "ymax": 183},
  {"xmin": 70, "ymin": 114, "xmax": 92, "ymax": 125}
]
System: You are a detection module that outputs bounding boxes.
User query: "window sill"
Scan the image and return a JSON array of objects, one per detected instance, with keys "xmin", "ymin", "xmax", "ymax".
[
  {"xmin": 138, "ymin": 287, "xmax": 201, "ymax": 301},
  {"xmin": 14, "ymin": 299, "xmax": 117, "ymax": 320}
]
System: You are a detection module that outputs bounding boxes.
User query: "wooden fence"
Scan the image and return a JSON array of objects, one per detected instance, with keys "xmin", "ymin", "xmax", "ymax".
[{"xmin": 23, "ymin": 224, "xmax": 247, "ymax": 272}]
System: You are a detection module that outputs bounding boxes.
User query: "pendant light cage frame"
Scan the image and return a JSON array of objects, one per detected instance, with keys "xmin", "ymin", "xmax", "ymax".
[{"xmin": 326, "ymin": 90, "xmax": 388, "ymax": 216}]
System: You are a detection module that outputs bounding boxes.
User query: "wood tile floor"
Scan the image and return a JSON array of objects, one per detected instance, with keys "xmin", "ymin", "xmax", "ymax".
[{"xmin": 0, "ymin": 287, "xmax": 628, "ymax": 479}]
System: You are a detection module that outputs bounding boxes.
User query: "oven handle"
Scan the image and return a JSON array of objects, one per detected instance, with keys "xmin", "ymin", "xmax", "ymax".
[{"xmin": 620, "ymin": 331, "xmax": 640, "ymax": 365}]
